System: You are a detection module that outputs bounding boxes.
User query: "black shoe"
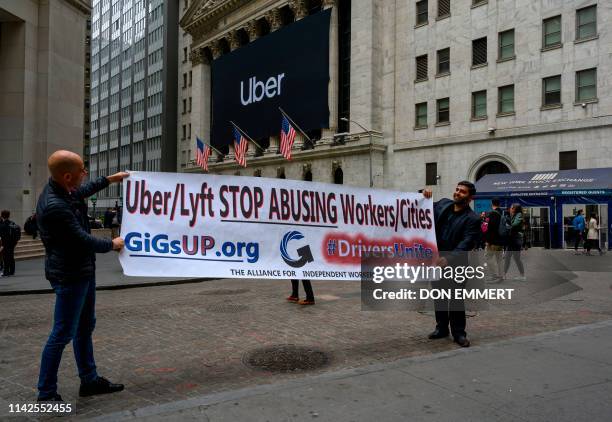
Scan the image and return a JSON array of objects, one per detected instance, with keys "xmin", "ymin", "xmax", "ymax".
[
  {"xmin": 428, "ymin": 329, "xmax": 450, "ymax": 339},
  {"xmin": 37, "ymin": 393, "xmax": 63, "ymax": 402},
  {"xmin": 454, "ymin": 335, "xmax": 470, "ymax": 347},
  {"xmin": 79, "ymin": 376, "xmax": 124, "ymax": 397}
]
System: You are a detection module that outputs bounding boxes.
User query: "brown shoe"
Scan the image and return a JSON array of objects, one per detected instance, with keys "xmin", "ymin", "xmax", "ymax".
[
  {"xmin": 286, "ymin": 296, "xmax": 299, "ymax": 302},
  {"xmin": 298, "ymin": 299, "xmax": 315, "ymax": 305}
]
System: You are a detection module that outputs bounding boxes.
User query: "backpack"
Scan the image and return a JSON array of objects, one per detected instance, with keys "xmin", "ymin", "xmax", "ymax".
[
  {"xmin": 498, "ymin": 211, "xmax": 512, "ymax": 240},
  {"xmin": 8, "ymin": 221, "xmax": 21, "ymax": 244},
  {"xmin": 481, "ymin": 215, "xmax": 490, "ymax": 234}
]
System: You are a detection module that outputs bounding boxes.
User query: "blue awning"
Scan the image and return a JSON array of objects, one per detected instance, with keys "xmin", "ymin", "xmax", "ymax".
[{"xmin": 475, "ymin": 167, "xmax": 612, "ymax": 197}]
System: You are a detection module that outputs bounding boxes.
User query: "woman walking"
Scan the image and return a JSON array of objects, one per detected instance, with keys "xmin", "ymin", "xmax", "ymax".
[
  {"xmin": 503, "ymin": 204, "xmax": 526, "ymax": 281},
  {"xmin": 585, "ymin": 213, "xmax": 603, "ymax": 255}
]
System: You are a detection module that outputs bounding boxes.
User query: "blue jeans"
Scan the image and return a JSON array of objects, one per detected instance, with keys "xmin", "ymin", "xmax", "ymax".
[{"xmin": 37, "ymin": 278, "xmax": 98, "ymax": 398}]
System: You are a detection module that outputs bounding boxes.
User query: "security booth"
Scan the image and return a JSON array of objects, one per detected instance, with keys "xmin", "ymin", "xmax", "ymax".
[{"xmin": 474, "ymin": 168, "xmax": 612, "ymax": 250}]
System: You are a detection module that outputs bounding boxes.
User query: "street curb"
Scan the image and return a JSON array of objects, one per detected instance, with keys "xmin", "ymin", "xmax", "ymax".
[
  {"xmin": 0, "ymin": 277, "xmax": 215, "ymax": 297},
  {"xmin": 92, "ymin": 319, "xmax": 612, "ymax": 422}
]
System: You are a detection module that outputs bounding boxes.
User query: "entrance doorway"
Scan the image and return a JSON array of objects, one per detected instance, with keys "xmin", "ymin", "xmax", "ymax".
[
  {"xmin": 475, "ymin": 161, "xmax": 511, "ymax": 181},
  {"xmin": 562, "ymin": 204, "xmax": 608, "ymax": 249},
  {"xmin": 524, "ymin": 207, "xmax": 550, "ymax": 248}
]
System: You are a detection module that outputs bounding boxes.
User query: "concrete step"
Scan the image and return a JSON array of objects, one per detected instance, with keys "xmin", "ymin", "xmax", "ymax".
[
  {"xmin": 15, "ymin": 251, "xmax": 45, "ymax": 261},
  {"xmin": 15, "ymin": 245, "xmax": 45, "ymax": 254}
]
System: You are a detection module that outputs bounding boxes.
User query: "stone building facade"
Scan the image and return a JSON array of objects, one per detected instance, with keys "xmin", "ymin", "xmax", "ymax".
[
  {"xmin": 179, "ymin": 0, "xmax": 611, "ymax": 198},
  {"xmin": 0, "ymin": 0, "xmax": 91, "ymax": 225}
]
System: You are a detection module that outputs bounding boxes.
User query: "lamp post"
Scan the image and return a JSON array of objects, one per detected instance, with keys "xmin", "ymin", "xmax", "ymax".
[{"xmin": 340, "ymin": 117, "xmax": 373, "ymax": 187}]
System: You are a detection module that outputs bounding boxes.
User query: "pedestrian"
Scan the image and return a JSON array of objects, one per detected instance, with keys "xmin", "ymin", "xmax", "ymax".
[
  {"xmin": 103, "ymin": 208, "xmax": 114, "ymax": 229},
  {"xmin": 503, "ymin": 204, "xmax": 526, "ymax": 281},
  {"xmin": 484, "ymin": 198, "xmax": 504, "ymax": 282},
  {"xmin": 423, "ymin": 181, "xmax": 482, "ymax": 347},
  {"xmin": 572, "ymin": 210, "xmax": 586, "ymax": 254},
  {"xmin": 36, "ymin": 150, "xmax": 128, "ymax": 402},
  {"xmin": 24, "ymin": 213, "xmax": 39, "ymax": 239},
  {"xmin": 0, "ymin": 210, "xmax": 20, "ymax": 277},
  {"xmin": 585, "ymin": 213, "xmax": 603, "ymax": 255},
  {"xmin": 287, "ymin": 279, "xmax": 315, "ymax": 305}
]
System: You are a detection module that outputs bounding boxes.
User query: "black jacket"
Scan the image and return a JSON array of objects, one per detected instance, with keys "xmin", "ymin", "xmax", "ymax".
[
  {"xmin": 36, "ymin": 177, "xmax": 113, "ymax": 283},
  {"xmin": 0, "ymin": 220, "xmax": 17, "ymax": 248},
  {"xmin": 434, "ymin": 198, "xmax": 481, "ymax": 266},
  {"xmin": 485, "ymin": 208, "xmax": 503, "ymax": 245}
]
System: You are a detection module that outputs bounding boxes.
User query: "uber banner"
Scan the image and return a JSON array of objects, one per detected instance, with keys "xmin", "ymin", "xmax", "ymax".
[
  {"xmin": 211, "ymin": 9, "xmax": 331, "ymax": 147},
  {"xmin": 119, "ymin": 172, "xmax": 438, "ymax": 280}
]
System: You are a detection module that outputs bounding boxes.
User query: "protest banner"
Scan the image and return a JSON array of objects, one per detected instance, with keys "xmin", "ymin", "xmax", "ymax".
[{"xmin": 119, "ymin": 172, "xmax": 437, "ymax": 280}]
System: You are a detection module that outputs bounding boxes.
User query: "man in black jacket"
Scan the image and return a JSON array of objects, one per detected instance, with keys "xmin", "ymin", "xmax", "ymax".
[
  {"xmin": 423, "ymin": 181, "xmax": 481, "ymax": 347},
  {"xmin": 36, "ymin": 150, "xmax": 128, "ymax": 402},
  {"xmin": 484, "ymin": 198, "xmax": 504, "ymax": 281},
  {"xmin": 0, "ymin": 210, "xmax": 19, "ymax": 276}
]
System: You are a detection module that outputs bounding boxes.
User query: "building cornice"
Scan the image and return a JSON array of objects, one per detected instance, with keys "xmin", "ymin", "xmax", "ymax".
[
  {"xmin": 181, "ymin": 0, "xmax": 249, "ymax": 37},
  {"xmin": 64, "ymin": 0, "xmax": 92, "ymax": 15}
]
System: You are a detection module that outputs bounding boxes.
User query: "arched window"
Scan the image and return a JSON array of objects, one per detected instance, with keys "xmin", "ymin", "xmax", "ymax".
[
  {"xmin": 334, "ymin": 167, "xmax": 343, "ymax": 184},
  {"xmin": 475, "ymin": 161, "xmax": 511, "ymax": 181}
]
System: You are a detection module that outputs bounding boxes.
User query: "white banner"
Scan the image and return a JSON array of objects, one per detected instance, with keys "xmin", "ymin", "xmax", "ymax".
[{"xmin": 119, "ymin": 172, "xmax": 438, "ymax": 280}]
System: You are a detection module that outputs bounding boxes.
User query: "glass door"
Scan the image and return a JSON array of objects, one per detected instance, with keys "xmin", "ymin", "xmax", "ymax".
[{"xmin": 526, "ymin": 207, "xmax": 549, "ymax": 248}]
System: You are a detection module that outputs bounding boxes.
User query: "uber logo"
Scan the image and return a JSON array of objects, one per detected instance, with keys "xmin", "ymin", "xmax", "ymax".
[{"xmin": 240, "ymin": 73, "xmax": 285, "ymax": 106}]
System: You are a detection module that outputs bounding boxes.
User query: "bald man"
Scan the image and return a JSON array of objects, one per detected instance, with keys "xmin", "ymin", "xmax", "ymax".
[{"xmin": 36, "ymin": 150, "xmax": 128, "ymax": 402}]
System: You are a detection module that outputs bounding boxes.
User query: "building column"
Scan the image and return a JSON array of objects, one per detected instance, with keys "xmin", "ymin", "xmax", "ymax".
[
  {"xmin": 189, "ymin": 48, "xmax": 215, "ymax": 163},
  {"xmin": 264, "ymin": 9, "xmax": 283, "ymax": 156},
  {"xmin": 246, "ymin": 20, "xmax": 260, "ymax": 42},
  {"xmin": 323, "ymin": 0, "xmax": 338, "ymax": 137}
]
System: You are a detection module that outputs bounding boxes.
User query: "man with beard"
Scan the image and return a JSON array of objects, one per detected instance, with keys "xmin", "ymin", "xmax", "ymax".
[{"xmin": 423, "ymin": 181, "xmax": 481, "ymax": 347}]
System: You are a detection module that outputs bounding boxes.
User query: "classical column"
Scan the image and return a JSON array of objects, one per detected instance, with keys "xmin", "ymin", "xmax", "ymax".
[
  {"xmin": 267, "ymin": 8, "xmax": 282, "ymax": 31},
  {"xmin": 189, "ymin": 48, "xmax": 218, "ymax": 164},
  {"xmin": 227, "ymin": 30, "xmax": 240, "ymax": 51},
  {"xmin": 246, "ymin": 20, "xmax": 260, "ymax": 42},
  {"xmin": 324, "ymin": 0, "xmax": 338, "ymax": 137},
  {"xmin": 289, "ymin": 0, "xmax": 308, "ymax": 20}
]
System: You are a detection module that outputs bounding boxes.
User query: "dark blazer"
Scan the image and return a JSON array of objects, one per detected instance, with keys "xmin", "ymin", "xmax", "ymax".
[
  {"xmin": 434, "ymin": 198, "xmax": 482, "ymax": 266},
  {"xmin": 36, "ymin": 177, "xmax": 113, "ymax": 283}
]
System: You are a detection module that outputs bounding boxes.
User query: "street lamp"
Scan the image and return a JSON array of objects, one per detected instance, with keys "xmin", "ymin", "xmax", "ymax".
[{"xmin": 340, "ymin": 117, "xmax": 374, "ymax": 187}]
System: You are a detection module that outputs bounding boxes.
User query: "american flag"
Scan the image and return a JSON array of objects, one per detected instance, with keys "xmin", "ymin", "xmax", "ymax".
[
  {"xmin": 280, "ymin": 114, "xmax": 297, "ymax": 160},
  {"xmin": 232, "ymin": 126, "xmax": 248, "ymax": 167},
  {"xmin": 196, "ymin": 137, "xmax": 211, "ymax": 172}
]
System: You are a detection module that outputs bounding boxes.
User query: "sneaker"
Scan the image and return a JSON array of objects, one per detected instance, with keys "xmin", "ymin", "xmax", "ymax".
[
  {"xmin": 298, "ymin": 299, "xmax": 315, "ymax": 305},
  {"xmin": 286, "ymin": 296, "xmax": 299, "ymax": 302},
  {"xmin": 513, "ymin": 275, "xmax": 527, "ymax": 282},
  {"xmin": 79, "ymin": 376, "xmax": 124, "ymax": 397},
  {"xmin": 37, "ymin": 393, "xmax": 63, "ymax": 402}
]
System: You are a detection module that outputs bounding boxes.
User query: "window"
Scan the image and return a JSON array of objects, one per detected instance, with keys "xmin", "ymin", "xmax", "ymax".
[
  {"xmin": 416, "ymin": 0, "xmax": 428, "ymax": 25},
  {"xmin": 437, "ymin": 48, "xmax": 450, "ymax": 74},
  {"xmin": 542, "ymin": 75, "xmax": 561, "ymax": 106},
  {"xmin": 498, "ymin": 85, "xmax": 515, "ymax": 114},
  {"xmin": 576, "ymin": 68, "xmax": 596, "ymax": 102},
  {"xmin": 471, "ymin": 90, "xmax": 487, "ymax": 118},
  {"xmin": 182, "ymin": 99, "xmax": 187, "ymax": 113},
  {"xmin": 415, "ymin": 102, "xmax": 427, "ymax": 128},
  {"xmin": 182, "ymin": 125, "xmax": 186, "ymax": 140},
  {"xmin": 188, "ymin": 71, "xmax": 192, "ymax": 86},
  {"xmin": 183, "ymin": 73, "xmax": 187, "ymax": 88},
  {"xmin": 415, "ymin": 55, "xmax": 428, "ymax": 81},
  {"xmin": 576, "ymin": 5, "xmax": 596, "ymax": 40},
  {"xmin": 183, "ymin": 47, "xmax": 187, "ymax": 62},
  {"xmin": 498, "ymin": 29, "xmax": 514, "ymax": 60},
  {"xmin": 559, "ymin": 151, "xmax": 577, "ymax": 170},
  {"xmin": 437, "ymin": 0, "xmax": 450, "ymax": 18},
  {"xmin": 436, "ymin": 98, "xmax": 449, "ymax": 123},
  {"xmin": 426, "ymin": 163, "xmax": 438, "ymax": 185},
  {"xmin": 542, "ymin": 15, "xmax": 561, "ymax": 48},
  {"xmin": 472, "ymin": 0, "xmax": 487, "ymax": 6},
  {"xmin": 472, "ymin": 37, "xmax": 487, "ymax": 66},
  {"xmin": 188, "ymin": 97, "xmax": 192, "ymax": 112}
]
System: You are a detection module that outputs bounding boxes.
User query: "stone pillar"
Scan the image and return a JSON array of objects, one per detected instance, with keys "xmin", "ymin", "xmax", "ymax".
[
  {"xmin": 227, "ymin": 30, "xmax": 240, "ymax": 51},
  {"xmin": 324, "ymin": 0, "xmax": 338, "ymax": 137},
  {"xmin": 246, "ymin": 20, "xmax": 260, "ymax": 42},
  {"xmin": 289, "ymin": 0, "xmax": 308, "ymax": 20},
  {"xmin": 189, "ymin": 48, "xmax": 216, "ymax": 163},
  {"xmin": 267, "ymin": 8, "xmax": 282, "ymax": 31}
]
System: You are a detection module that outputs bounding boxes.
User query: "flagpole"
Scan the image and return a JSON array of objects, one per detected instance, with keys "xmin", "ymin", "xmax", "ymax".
[
  {"xmin": 230, "ymin": 121, "xmax": 264, "ymax": 150},
  {"xmin": 198, "ymin": 137, "xmax": 223, "ymax": 156},
  {"xmin": 278, "ymin": 107, "xmax": 314, "ymax": 146}
]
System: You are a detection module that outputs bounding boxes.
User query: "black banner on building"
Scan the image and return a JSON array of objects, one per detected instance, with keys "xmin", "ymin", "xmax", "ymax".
[{"xmin": 211, "ymin": 9, "xmax": 331, "ymax": 148}]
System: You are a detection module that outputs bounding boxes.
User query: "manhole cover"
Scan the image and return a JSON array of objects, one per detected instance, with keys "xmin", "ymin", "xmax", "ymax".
[
  {"xmin": 199, "ymin": 288, "xmax": 250, "ymax": 296},
  {"xmin": 242, "ymin": 345, "xmax": 330, "ymax": 373},
  {"xmin": 206, "ymin": 303, "xmax": 249, "ymax": 313}
]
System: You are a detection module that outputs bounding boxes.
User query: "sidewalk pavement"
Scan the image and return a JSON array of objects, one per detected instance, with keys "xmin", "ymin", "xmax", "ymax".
[
  {"xmin": 91, "ymin": 319, "xmax": 612, "ymax": 422},
  {"xmin": 0, "ymin": 253, "xmax": 204, "ymax": 295}
]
